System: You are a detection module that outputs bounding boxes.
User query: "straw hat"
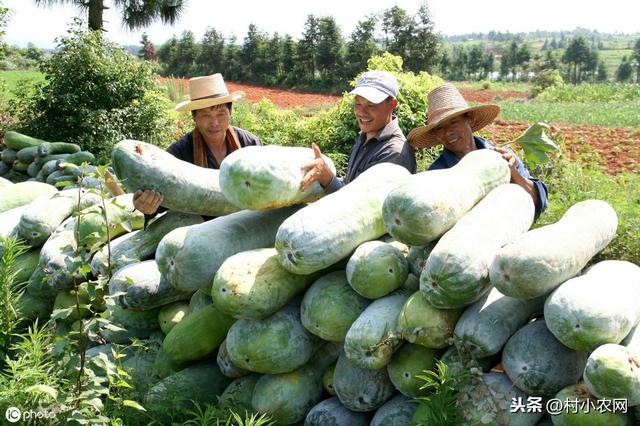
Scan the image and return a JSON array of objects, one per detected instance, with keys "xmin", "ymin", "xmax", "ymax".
[
  {"xmin": 407, "ymin": 83, "xmax": 500, "ymax": 148},
  {"xmin": 175, "ymin": 74, "xmax": 245, "ymax": 112}
]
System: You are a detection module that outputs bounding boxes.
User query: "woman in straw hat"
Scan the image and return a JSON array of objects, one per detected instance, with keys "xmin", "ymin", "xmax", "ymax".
[
  {"xmin": 133, "ymin": 73, "xmax": 262, "ymax": 215},
  {"xmin": 407, "ymin": 83, "xmax": 548, "ymax": 219}
]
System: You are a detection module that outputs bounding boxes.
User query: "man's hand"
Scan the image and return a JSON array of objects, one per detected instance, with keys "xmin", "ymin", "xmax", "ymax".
[
  {"xmin": 133, "ymin": 189, "xmax": 164, "ymax": 215},
  {"xmin": 300, "ymin": 143, "xmax": 335, "ymax": 192},
  {"xmin": 493, "ymin": 146, "xmax": 518, "ymax": 181}
]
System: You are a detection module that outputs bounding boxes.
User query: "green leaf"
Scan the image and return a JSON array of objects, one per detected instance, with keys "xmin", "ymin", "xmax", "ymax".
[
  {"xmin": 502, "ymin": 122, "xmax": 560, "ymax": 169},
  {"xmin": 122, "ymin": 399, "xmax": 146, "ymax": 411},
  {"xmin": 26, "ymin": 384, "xmax": 59, "ymax": 399}
]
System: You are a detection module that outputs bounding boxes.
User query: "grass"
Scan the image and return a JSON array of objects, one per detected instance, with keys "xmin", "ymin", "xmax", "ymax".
[
  {"xmin": 496, "ymin": 100, "xmax": 640, "ymax": 128},
  {"xmin": 455, "ymin": 81, "xmax": 532, "ymax": 93},
  {"xmin": 0, "ymin": 70, "xmax": 46, "ymax": 100}
]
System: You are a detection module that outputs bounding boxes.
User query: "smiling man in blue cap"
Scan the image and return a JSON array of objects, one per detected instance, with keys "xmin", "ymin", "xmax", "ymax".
[{"xmin": 300, "ymin": 70, "xmax": 417, "ymax": 194}]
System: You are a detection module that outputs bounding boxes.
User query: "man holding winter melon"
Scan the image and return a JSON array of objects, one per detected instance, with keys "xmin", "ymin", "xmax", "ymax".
[
  {"xmin": 407, "ymin": 83, "xmax": 548, "ymax": 218},
  {"xmin": 133, "ymin": 73, "xmax": 261, "ymax": 215},
  {"xmin": 300, "ymin": 70, "xmax": 417, "ymax": 193}
]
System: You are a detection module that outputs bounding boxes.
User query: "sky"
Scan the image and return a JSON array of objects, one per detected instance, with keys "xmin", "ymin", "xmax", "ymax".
[{"xmin": 3, "ymin": 0, "xmax": 640, "ymax": 49}]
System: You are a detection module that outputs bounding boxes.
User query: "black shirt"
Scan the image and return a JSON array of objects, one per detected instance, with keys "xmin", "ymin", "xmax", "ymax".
[{"xmin": 166, "ymin": 126, "xmax": 262, "ymax": 169}]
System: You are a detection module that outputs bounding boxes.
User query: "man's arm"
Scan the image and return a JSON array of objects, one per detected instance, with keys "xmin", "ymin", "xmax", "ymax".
[{"xmin": 493, "ymin": 146, "xmax": 548, "ymax": 219}]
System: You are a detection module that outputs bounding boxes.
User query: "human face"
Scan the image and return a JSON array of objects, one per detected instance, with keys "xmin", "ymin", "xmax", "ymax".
[
  {"xmin": 431, "ymin": 114, "xmax": 475, "ymax": 157},
  {"xmin": 193, "ymin": 105, "xmax": 231, "ymax": 142},
  {"xmin": 353, "ymin": 95, "xmax": 397, "ymax": 140}
]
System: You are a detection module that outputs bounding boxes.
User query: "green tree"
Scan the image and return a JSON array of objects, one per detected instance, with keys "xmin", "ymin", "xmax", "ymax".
[
  {"xmin": 296, "ymin": 15, "xmax": 320, "ymax": 83},
  {"xmin": 0, "ymin": 0, "xmax": 9, "ymax": 60},
  {"xmin": 316, "ymin": 16, "xmax": 344, "ymax": 87},
  {"xmin": 241, "ymin": 24, "xmax": 267, "ymax": 81},
  {"xmin": 562, "ymin": 36, "xmax": 592, "ymax": 83},
  {"xmin": 33, "ymin": 0, "xmax": 185, "ymax": 32},
  {"xmin": 381, "ymin": 5, "xmax": 413, "ymax": 59},
  {"xmin": 616, "ymin": 56, "xmax": 633, "ymax": 82},
  {"xmin": 15, "ymin": 24, "xmax": 174, "ymax": 161},
  {"xmin": 632, "ymin": 38, "xmax": 640, "ymax": 83},
  {"xmin": 173, "ymin": 30, "xmax": 197, "ymax": 77},
  {"xmin": 196, "ymin": 27, "xmax": 225, "ymax": 75},
  {"xmin": 264, "ymin": 32, "xmax": 284, "ymax": 84},
  {"xmin": 596, "ymin": 61, "xmax": 608, "ymax": 82},
  {"xmin": 281, "ymin": 34, "xmax": 296, "ymax": 81},
  {"xmin": 223, "ymin": 36, "xmax": 242, "ymax": 81},
  {"xmin": 466, "ymin": 44, "xmax": 485, "ymax": 80},
  {"xmin": 345, "ymin": 16, "xmax": 378, "ymax": 79},
  {"xmin": 405, "ymin": 1, "xmax": 441, "ymax": 73}
]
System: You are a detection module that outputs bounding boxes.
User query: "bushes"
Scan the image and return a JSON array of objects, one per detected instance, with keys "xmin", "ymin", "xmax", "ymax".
[{"xmin": 9, "ymin": 22, "xmax": 175, "ymax": 162}]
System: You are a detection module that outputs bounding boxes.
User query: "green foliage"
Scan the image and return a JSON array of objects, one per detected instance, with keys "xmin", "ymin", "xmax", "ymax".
[
  {"xmin": 537, "ymin": 160, "xmax": 640, "ymax": 265},
  {"xmin": 498, "ymin": 122, "xmax": 560, "ymax": 169},
  {"xmin": 11, "ymin": 22, "xmax": 176, "ymax": 163},
  {"xmin": 537, "ymin": 82, "xmax": 640, "ymax": 102},
  {"xmin": 413, "ymin": 361, "xmax": 467, "ymax": 425},
  {"xmin": 531, "ymin": 69, "xmax": 564, "ymax": 97},
  {"xmin": 0, "ymin": 236, "xmax": 29, "ymax": 355},
  {"xmin": 497, "ymin": 100, "xmax": 640, "ymax": 128}
]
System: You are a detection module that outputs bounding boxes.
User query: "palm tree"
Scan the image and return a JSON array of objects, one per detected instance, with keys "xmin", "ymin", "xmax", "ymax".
[{"xmin": 33, "ymin": 0, "xmax": 186, "ymax": 32}]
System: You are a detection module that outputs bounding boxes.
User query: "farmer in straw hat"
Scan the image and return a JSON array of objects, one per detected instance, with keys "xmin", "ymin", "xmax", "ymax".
[
  {"xmin": 300, "ymin": 70, "xmax": 416, "ymax": 194},
  {"xmin": 133, "ymin": 73, "xmax": 262, "ymax": 215},
  {"xmin": 408, "ymin": 83, "xmax": 548, "ymax": 218}
]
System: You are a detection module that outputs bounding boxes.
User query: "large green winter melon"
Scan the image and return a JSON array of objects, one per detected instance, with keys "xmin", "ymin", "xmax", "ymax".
[
  {"xmin": 109, "ymin": 260, "xmax": 192, "ymax": 311},
  {"xmin": 396, "ymin": 290, "xmax": 462, "ymax": 349},
  {"xmin": 346, "ymin": 240, "xmax": 409, "ymax": 299},
  {"xmin": 0, "ymin": 181, "xmax": 57, "ymax": 213},
  {"xmin": 218, "ymin": 374, "xmax": 261, "ymax": 415},
  {"xmin": 143, "ymin": 360, "xmax": 231, "ymax": 423},
  {"xmin": 551, "ymin": 382, "xmax": 632, "ymax": 425},
  {"xmin": 454, "ymin": 287, "xmax": 545, "ymax": 357},
  {"xmin": 90, "ymin": 211, "xmax": 203, "ymax": 277},
  {"xmin": 217, "ymin": 338, "xmax": 250, "ymax": 379},
  {"xmin": 421, "ymin": 183, "xmax": 534, "ymax": 308},
  {"xmin": 158, "ymin": 301, "xmax": 190, "ymax": 334},
  {"xmin": 343, "ymin": 289, "xmax": 411, "ymax": 370},
  {"xmin": 111, "ymin": 139, "xmax": 239, "ymax": 216},
  {"xmin": 219, "ymin": 145, "xmax": 336, "ymax": 210},
  {"xmin": 490, "ymin": 199, "xmax": 618, "ymax": 299},
  {"xmin": 226, "ymin": 303, "xmax": 321, "ymax": 374},
  {"xmin": 156, "ymin": 206, "xmax": 298, "ymax": 292},
  {"xmin": 382, "ymin": 149, "xmax": 510, "ymax": 246},
  {"xmin": 583, "ymin": 324, "xmax": 640, "ymax": 406},
  {"xmin": 300, "ymin": 271, "xmax": 371, "ymax": 342},
  {"xmin": 545, "ymin": 260, "xmax": 640, "ymax": 352},
  {"xmin": 333, "ymin": 351, "xmax": 396, "ymax": 412},
  {"xmin": 304, "ymin": 397, "xmax": 370, "ymax": 426},
  {"xmin": 211, "ymin": 248, "xmax": 318, "ymax": 320},
  {"xmin": 502, "ymin": 321, "xmax": 588, "ymax": 396},
  {"xmin": 251, "ymin": 342, "xmax": 342, "ymax": 425},
  {"xmin": 370, "ymin": 394, "xmax": 419, "ymax": 426},
  {"xmin": 386, "ymin": 343, "xmax": 439, "ymax": 397},
  {"xmin": 17, "ymin": 188, "xmax": 102, "ymax": 246},
  {"xmin": 275, "ymin": 163, "xmax": 410, "ymax": 275},
  {"xmin": 162, "ymin": 303, "xmax": 234, "ymax": 366}
]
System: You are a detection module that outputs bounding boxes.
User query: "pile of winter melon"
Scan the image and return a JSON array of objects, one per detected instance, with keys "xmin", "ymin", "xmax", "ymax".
[
  {"xmin": 0, "ymin": 130, "xmax": 96, "ymax": 185},
  {"xmin": 3, "ymin": 139, "xmax": 638, "ymax": 425}
]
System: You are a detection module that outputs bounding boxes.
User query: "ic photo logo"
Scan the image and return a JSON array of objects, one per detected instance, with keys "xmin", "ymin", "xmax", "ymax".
[{"xmin": 5, "ymin": 406, "xmax": 21, "ymax": 423}]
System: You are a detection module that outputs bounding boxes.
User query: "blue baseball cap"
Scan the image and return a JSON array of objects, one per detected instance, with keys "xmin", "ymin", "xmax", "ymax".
[{"xmin": 349, "ymin": 70, "xmax": 400, "ymax": 104}]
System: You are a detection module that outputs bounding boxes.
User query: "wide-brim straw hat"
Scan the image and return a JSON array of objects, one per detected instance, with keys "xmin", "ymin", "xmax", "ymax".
[
  {"xmin": 175, "ymin": 73, "xmax": 245, "ymax": 112},
  {"xmin": 408, "ymin": 83, "xmax": 500, "ymax": 148}
]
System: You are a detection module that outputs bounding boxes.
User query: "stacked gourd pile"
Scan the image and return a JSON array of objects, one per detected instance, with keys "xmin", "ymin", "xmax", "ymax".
[
  {"xmin": 3, "ymin": 139, "xmax": 639, "ymax": 425},
  {"xmin": 0, "ymin": 131, "xmax": 96, "ymax": 184}
]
